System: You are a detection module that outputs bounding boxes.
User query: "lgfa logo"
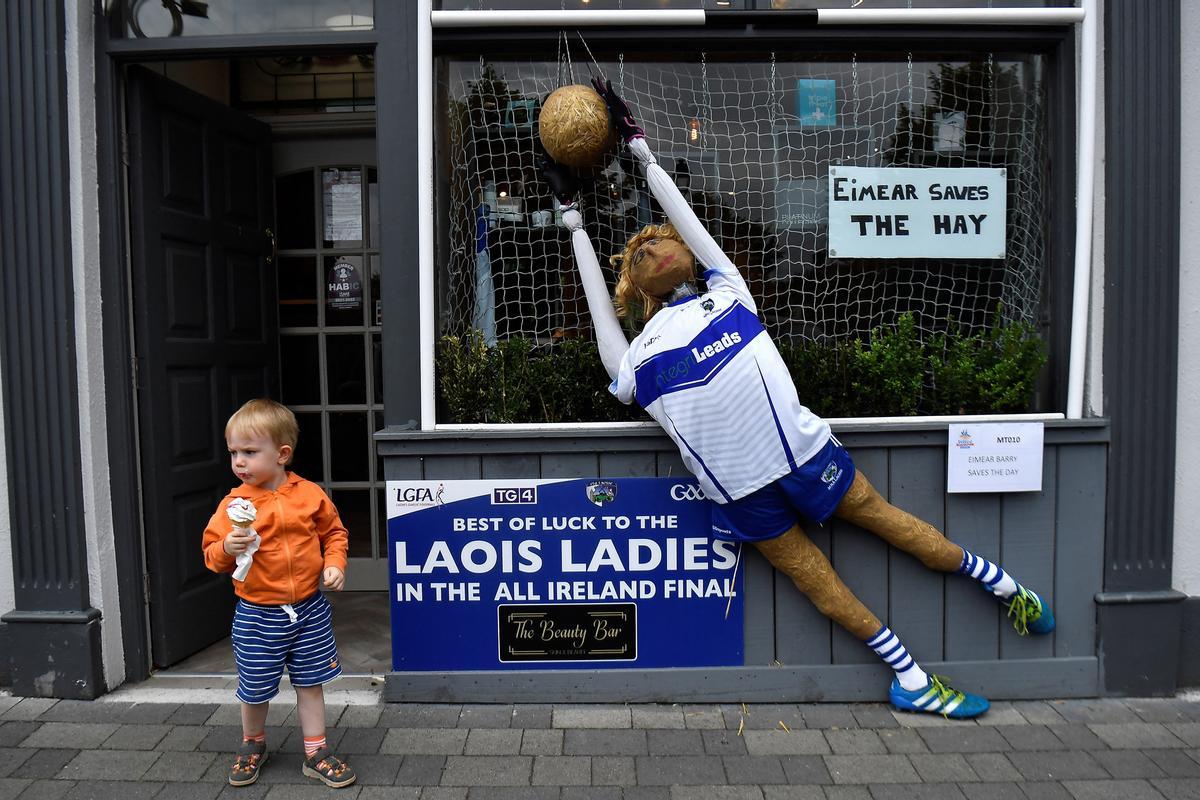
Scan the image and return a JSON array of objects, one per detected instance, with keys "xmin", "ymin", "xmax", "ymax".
[
  {"xmin": 394, "ymin": 483, "xmax": 445, "ymax": 507},
  {"xmin": 956, "ymin": 429, "xmax": 975, "ymax": 449}
]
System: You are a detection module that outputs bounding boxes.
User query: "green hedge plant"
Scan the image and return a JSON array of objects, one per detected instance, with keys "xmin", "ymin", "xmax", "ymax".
[{"xmin": 438, "ymin": 313, "xmax": 1047, "ymax": 423}]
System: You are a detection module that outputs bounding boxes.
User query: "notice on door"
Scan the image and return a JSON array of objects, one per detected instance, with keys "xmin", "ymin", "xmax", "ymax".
[
  {"xmin": 323, "ymin": 168, "xmax": 362, "ymax": 241},
  {"xmin": 828, "ymin": 166, "xmax": 1006, "ymax": 259},
  {"xmin": 947, "ymin": 422, "xmax": 1044, "ymax": 493}
]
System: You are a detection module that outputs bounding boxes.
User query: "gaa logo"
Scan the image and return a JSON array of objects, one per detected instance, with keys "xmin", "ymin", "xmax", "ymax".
[
  {"xmin": 669, "ymin": 484, "xmax": 706, "ymax": 501},
  {"xmin": 492, "ymin": 487, "xmax": 537, "ymax": 505}
]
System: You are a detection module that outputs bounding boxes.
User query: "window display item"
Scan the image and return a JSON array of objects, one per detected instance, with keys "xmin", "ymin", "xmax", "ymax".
[
  {"xmin": 540, "ymin": 81, "xmax": 1056, "ymax": 720},
  {"xmin": 538, "ymin": 84, "xmax": 616, "ymax": 167}
]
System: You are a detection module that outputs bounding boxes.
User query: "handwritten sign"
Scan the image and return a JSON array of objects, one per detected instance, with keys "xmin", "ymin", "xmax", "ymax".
[
  {"xmin": 828, "ymin": 167, "xmax": 1006, "ymax": 259},
  {"xmin": 947, "ymin": 422, "xmax": 1045, "ymax": 493},
  {"xmin": 386, "ymin": 478, "xmax": 744, "ymax": 671}
]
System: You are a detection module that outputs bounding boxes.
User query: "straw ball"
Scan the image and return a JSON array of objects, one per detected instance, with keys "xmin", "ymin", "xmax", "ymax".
[{"xmin": 538, "ymin": 84, "xmax": 615, "ymax": 168}]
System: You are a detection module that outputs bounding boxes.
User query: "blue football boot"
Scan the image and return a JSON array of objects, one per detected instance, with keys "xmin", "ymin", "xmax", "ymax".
[
  {"xmin": 1003, "ymin": 585, "xmax": 1055, "ymax": 636},
  {"xmin": 889, "ymin": 675, "xmax": 990, "ymax": 719}
]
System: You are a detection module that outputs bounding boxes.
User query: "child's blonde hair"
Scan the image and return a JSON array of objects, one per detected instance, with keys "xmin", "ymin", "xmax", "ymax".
[
  {"xmin": 610, "ymin": 222, "xmax": 692, "ymax": 321},
  {"xmin": 226, "ymin": 399, "xmax": 299, "ymax": 464}
]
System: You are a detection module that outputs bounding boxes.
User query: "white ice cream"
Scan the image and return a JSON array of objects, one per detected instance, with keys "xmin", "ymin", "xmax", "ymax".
[
  {"xmin": 227, "ymin": 497, "xmax": 257, "ymax": 527},
  {"xmin": 227, "ymin": 498, "xmax": 261, "ymax": 582}
]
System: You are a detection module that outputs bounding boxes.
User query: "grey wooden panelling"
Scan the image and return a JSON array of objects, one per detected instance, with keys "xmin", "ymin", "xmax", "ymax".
[
  {"xmin": 656, "ymin": 451, "xmax": 688, "ymax": 479},
  {"xmin": 888, "ymin": 448, "xmax": 946, "ymax": 661},
  {"xmin": 386, "ymin": 656, "xmax": 1098, "ymax": 703},
  {"xmin": 743, "ymin": 549, "xmax": 776, "ymax": 665},
  {"xmin": 945, "ymin": 492, "xmax": 1003, "ymax": 661},
  {"xmin": 774, "ymin": 518, "xmax": 832, "ymax": 666},
  {"xmin": 541, "ymin": 453, "xmax": 599, "ymax": 478},
  {"xmin": 830, "ymin": 449, "xmax": 889, "ymax": 665},
  {"xmin": 385, "ymin": 456, "xmax": 422, "ymax": 481},
  {"xmin": 1000, "ymin": 447, "xmax": 1057, "ymax": 661},
  {"xmin": 600, "ymin": 451, "xmax": 657, "ymax": 477},
  {"xmin": 1054, "ymin": 443, "xmax": 1106, "ymax": 658},
  {"xmin": 482, "ymin": 453, "xmax": 540, "ymax": 478},
  {"xmin": 423, "ymin": 454, "xmax": 482, "ymax": 480}
]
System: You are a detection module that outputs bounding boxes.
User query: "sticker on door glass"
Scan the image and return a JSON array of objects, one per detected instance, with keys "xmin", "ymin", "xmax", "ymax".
[{"xmin": 327, "ymin": 259, "xmax": 363, "ymax": 312}]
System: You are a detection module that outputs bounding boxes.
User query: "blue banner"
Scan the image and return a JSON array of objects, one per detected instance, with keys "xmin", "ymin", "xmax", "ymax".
[{"xmin": 386, "ymin": 478, "xmax": 744, "ymax": 671}]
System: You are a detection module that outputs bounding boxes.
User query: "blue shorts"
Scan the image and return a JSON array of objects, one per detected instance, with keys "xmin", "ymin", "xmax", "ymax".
[
  {"xmin": 232, "ymin": 591, "xmax": 342, "ymax": 704},
  {"xmin": 711, "ymin": 438, "xmax": 856, "ymax": 543}
]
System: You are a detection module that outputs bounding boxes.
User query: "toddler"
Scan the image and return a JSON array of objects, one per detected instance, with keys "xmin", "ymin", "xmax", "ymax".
[{"xmin": 202, "ymin": 399, "xmax": 354, "ymax": 787}]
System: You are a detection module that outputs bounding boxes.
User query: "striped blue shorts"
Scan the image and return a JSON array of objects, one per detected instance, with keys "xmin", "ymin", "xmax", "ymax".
[{"xmin": 231, "ymin": 591, "xmax": 342, "ymax": 704}]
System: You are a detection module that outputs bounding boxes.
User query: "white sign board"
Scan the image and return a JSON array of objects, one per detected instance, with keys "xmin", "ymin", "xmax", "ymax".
[
  {"xmin": 947, "ymin": 422, "xmax": 1044, "ymax": 494},
  {"xmin": 828, "ymin": 167, "xmax": 1006, "ymax": 259}
]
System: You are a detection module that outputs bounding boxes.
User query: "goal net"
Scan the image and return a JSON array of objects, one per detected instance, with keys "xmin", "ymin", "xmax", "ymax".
[{"xmin": 436, "ymin": 48, "xmax": 1049, "ymax": 396}]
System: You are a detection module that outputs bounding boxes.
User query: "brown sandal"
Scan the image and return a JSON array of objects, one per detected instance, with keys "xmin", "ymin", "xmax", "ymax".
[
  {"xmin": 228, "ymin": 740, "xmax": 268, "ymax": 786},
  {"xmin": 302, "ymin": 747, "xmax": 356, "ymax": 788}
]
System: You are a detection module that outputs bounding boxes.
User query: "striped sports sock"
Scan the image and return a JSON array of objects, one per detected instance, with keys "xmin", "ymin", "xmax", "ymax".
[
  {"xmin": 303, "ymin": 735, "xmax": 326, "ymax": 758},
  {"xmin": 865, "ymin": 625, "xmax": 929, "ymax": 691},
  {"xmin": 243, "ymin": 731, "xmax": 265, "ymax": 744},
  {"xmin": 958, "ymin": 549, "xmax": 1019, "ymax": 598}
]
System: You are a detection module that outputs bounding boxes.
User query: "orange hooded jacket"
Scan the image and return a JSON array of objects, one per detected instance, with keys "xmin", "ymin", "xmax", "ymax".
[{"xmin": 202, "ymin": 473, "xmax": 349, "ymax": 605}]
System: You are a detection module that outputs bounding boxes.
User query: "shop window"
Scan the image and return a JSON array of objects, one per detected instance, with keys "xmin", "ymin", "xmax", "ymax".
[
  {"xmin": 435, "ymin": 51, "xmax": 1052, "ymax": 422},
  {"xmin": 122, "ymin": 1, "xmax": 374, "ymax": 38}
]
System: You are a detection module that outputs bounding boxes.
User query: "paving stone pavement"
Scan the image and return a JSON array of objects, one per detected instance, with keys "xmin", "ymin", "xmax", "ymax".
[{"xmin": 2, "ymin": 692, "xmax": 1200, "ymax": 799}]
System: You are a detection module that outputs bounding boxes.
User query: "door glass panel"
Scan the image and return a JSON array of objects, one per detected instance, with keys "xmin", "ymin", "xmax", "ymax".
[
  {"xmin": 281, "ymin": 334, "xmax": 321, "ymax": 405},
  {"xmin": 367, "ymin": 168, "xmax": 380, "ymax": 247},
  {"xmin": 374, "ymin": 410, "xmax": 384, "ymax": 483},
  {"xmin": 324, "ymin": 255, "xmax": 366, "ymax": 327},
  {"xmin": 371, "ymin": 333, "xmax": 383, "ymax": 405},
  {"xmin": 326, "ymin": 334, "xmax": 366, "ymax": 404},
  {"xmin": 275, "ymin": 172, "xmax": 316, "ymax": 250},
  {"xmin": 332, "ymin": 488, "xmax": 373, "ymax": 558},
  {"xmin": 291, "ymin": 411, "xmax": 325, "ymax": 482},
  {"xmin": 322, "ymin": 168, "xmax": 364, "ymax": 250},
  {"xmin": 278, "ymin": 257, "xmax": 318, "ymax": 327},
  {"xmin": 329, "ymin": 412, "xmax": 368, "ymax": 481},
  {"xmin": 369, "ymin": 254, "xmax": 381, "ymax": 327}
]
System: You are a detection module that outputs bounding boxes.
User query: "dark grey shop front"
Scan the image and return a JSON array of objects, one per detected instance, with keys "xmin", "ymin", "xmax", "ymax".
[{"xmin": 0, "ymin": 2, "xmax": 1186, "ymax": 700}]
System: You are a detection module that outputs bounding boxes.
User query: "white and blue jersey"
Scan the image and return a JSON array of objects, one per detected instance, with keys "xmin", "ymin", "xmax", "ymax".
[
  {"xmin": 565, "ymin": 137, "xmax": 833, "ymax": 505},
  {"xmin": 609, "ymin": 272, "xmax": 830, "ymax": 504}
]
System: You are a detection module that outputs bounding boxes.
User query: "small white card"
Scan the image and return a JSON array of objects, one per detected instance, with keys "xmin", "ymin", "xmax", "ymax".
[{"xmin": 947, "ymin": 422, "xmax": 1044, "ymax": 493}]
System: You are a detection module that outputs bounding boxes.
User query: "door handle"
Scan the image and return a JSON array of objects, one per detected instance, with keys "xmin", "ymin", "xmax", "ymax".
[{"xmin": 265, "ymin": 227, "xmax": 276, "ymax": 264}]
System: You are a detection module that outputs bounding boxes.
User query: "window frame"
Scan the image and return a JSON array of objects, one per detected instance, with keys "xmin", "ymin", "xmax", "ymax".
[{"xmin": 425, "ymin": 22, "xmax": 1078, "ymax": 430}]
